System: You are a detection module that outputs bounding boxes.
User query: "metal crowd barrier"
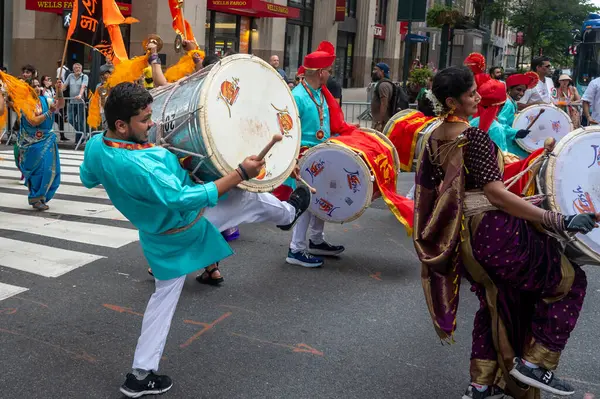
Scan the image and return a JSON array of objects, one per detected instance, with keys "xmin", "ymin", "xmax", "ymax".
[{"xmin": 342, "ymin": 102, "xmax": 372, "ymax": 128}]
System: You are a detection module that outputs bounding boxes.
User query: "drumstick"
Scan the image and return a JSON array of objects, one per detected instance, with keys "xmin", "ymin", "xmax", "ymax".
[
  {"xmin": 525, "ymin": 109, "xmax": 545, "ymax": 131},
  {"xmin": 295, "ymin": 173, "xmax": 317, "ymax": 194},
  {"xmin": 256, "ymin": 134, "xmax": 283, "ymax": 161}
]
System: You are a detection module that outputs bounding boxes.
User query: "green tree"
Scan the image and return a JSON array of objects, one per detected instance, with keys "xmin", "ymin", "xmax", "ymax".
[{"xmin": 507, "ymin": 0, "xmax": 597, "ymax": 66}]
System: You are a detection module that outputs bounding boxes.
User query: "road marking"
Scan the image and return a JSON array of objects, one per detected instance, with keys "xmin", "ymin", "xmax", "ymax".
[
  {"xmin": 0, "ymin": 160, "xmax": 81, "ymax": 173},
  {"xmin": 0, "ymin": 178, "xmax": 109, "ymax": 199},
  {"xmin": 0, "ymin": 212, "xmax": 137, "ymax": 248},
  {"xmin": 229, "ymin": 333, "xmax": 324, "ymax": 356},
  {"xmin": 1, "ymin": 168, "xmax": 83, "ymax": 184},
  {"xmin": 0, "ymin": 155, "xmax": 83, "ymax": 167},
  {"xmin": 0, "ymin": 192, "xmax": 127, "ymax": 220},
  {"xmin": 181, "ymin": 312, "xmax": 232, "ymax": 348},
  {"xmin": 0, "ymin": 150, "xmax": 84, "ymax": 161},
  {"xmin": 0, "ymin": 282, "xmax": 28, "ymax": 302},
  {"xmin": 0, "ymin": 237, "xmax": 104, "ymax": 277}
]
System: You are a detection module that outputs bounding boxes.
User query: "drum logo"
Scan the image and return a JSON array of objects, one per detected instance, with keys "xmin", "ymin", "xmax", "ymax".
[
  {"xmin": 344, "ymin": 169, "xmax": 361, "ymax": 193},
  {"xmin": 551, "ymin": 120, "xmax": 561, "ymax": 133},
  {"xmin": 588, "ymin": 144, "xmax": 600, "ymax": 168},
  {"xmin": 271, "ymin": 104, "xmax": 294, "ymax": 137},
  {"xmin": 315, "ymin": 197, "xmax": 340, "ymax": 217},
  {"xmin": 219, "ymin": 77, "xmax": 240, "ymax": 118},
  {"xmin": 572, "ymin": 185, "xmax": 597, "ymax": 214},
  {"xmin": 305, "ymin": 160, "xmax": 325, "ymax": 182},
  {"xmin": 525, "ymin": 115, "xmax": 535, "ymax": 126}
]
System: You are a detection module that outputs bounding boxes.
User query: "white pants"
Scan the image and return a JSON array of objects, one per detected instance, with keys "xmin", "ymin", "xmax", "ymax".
[
  {"xmin": 132, "ymin": 189, "xmax": 294, "ymax": 372},
  {"xmin": 406, "ymin": 184, "xmax": 416, "ymax": 200},
  {"xmin": 289, "ymin": 212, "xmax": 325, "ymax": 252}
]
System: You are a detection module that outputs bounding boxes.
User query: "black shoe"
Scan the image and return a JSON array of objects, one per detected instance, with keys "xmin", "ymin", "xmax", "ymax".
[
  {"xmin": 308, "ymin": 240, "xmax": 345, "ymax": 256},
  {"xmin": 277, "ymin": 185, "xmax": 311, "ymax": 231},
  {"xmin": 509, "ymin": 357, "xmax": 575, "ymax": 396},
  {"xmin": 120, "ymin": 372, "xmax": 173, "ymax": 398},
  {"xmin": 462, "ymin": 384, "xmax": 514, "ymax": 399}
]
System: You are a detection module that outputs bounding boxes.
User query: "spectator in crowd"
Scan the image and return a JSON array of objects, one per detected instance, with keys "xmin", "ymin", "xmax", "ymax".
[
  {"xmin": 370, "ymin": 62, "xmax": 394, "ymax": 131},
  {"xmin": 269, "ymin": 55, "xmax": 288, "ymax": 83},
  {"xmin": 583, "ymin": 75, "xmax": 600, "ymax": 125},
  {"xmin": 31, "ymin": 78, "xmax": 41, "ymax": 97},
  {"xmin": 489, "ymin": 66, "xmax": 504, "ymax": 81},
  {"xmin": 41, "ymin": 75, "xmax": 68, "ymax": 141},
  {"xmin": 56, "ymin": 60, "xmax": 69, "ymax": 82},
  {"xmin": 62, "ymin": 62, "xmax": 88, "ymax": 143},
  {"xmin": 519, "ymin": 56, "xmax": 554, "ymax": 109},
  {"xmin": 21, "ymin": 64, "xmax": 35, "ymax": 83},
  {"xmin": 556, "ymin": 74, "xmax": 581, "ymax": 128},
  {"xmin": 326, "ymin": 73, "xmax": 343, "ymax": 105}
]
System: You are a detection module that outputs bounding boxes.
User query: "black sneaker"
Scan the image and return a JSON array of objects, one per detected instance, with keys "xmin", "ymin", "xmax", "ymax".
[
  {"xmin": 308, "ymin": 240, "xmax": 345, "ymax": 256},
  {"xmin": 277, "ymin": 185, "xmax": 311, "ymax": 231},
  {"xmin": 509, "ymin": 357, "xmax": 575, "ymax": 396},
  {"xmin": 120, "ymin": 372, "xmax": 173, "ymax": 398},
  {"xmin": 462, "ymin": 384, "xmax": 513, "ymax": 399}
]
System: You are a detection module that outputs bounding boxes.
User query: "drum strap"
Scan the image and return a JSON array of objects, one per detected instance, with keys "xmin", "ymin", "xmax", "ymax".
[{"xmin": 161, "ymin": 208, "xmax": 205, "ymax": 235}]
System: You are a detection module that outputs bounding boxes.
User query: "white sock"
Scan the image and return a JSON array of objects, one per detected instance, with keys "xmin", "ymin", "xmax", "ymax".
[
  {"xmin": 471, "ymin": 383, "xmax": 488, "ymax": 392},
  {"xmin": 522, "ymin": 359, "xmax": 539, "ymax": 369},
  {"xmin": 132, "ymin": 368, "xmax": 150, "ymax": 380}
]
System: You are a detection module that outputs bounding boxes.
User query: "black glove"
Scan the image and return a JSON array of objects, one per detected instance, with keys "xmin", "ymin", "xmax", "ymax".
[
  {"xmin": 515, "ymin": 129, "xmax": 531, "ymax": 139},
  {"xmin": 564, "ymin": 213, "xmax": 597, "ymax": 234}
]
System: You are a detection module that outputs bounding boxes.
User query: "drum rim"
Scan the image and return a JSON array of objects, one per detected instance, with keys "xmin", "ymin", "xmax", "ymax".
[
  {"xmin": 299, "ymin": 142, "xmax": 374, "ymax": 224},
  {"xmin": 382, "ymin": 109, "xmax": 419, "ymax": 137},
  {"xmin": 544, "ymin": 126, "xmax": 600, "ymax": 263},
  {"xmin": 198, "ymin": 54, "xmax": 301, "ymax": 193},
  {"xmin": 513, "ymin": 104, "xmax": 573, "ymax": 153}
]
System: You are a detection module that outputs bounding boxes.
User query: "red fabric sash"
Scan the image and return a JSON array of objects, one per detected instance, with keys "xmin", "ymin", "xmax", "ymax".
[
  {"xmin": 322, "ymin": 85, "xmax": 358, "ymax": 137},
  {"xmin": 385, "ymin": 111, "xmax": 436, "ymax": 172},
  {"xmin": 330, "ymin": 131, "xmax": 414, "ymax": 234},
  {"xmin": 503, "ymin": 148, "xmax": 545, "ymax": 196}
]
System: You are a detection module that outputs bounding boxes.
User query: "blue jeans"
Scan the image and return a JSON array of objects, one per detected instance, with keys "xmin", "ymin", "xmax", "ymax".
[{"xmin": 68, "ymin": 102, "xmax": 86, "ymax": 142}]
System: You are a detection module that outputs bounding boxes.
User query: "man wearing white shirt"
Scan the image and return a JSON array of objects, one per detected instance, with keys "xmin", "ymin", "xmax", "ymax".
[
  {"xmin": 582, "ymin": 76, "xmax": 600, "ymax": 125},
  {"xmin": 518, "ymin": 56, "xmax": 554, "ymax": 110},
  {"xmin": 56, "ymin": 59, "xmax": 69, "ymax": 82}
]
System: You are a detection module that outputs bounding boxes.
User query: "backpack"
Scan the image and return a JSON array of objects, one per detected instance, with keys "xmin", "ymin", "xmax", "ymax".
[{"xmin": 375, "ymin": 79, "xmax": 409, "ymax": 115}]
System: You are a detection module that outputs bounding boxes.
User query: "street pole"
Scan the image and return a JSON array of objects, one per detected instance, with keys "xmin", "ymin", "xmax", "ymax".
[
  {"xmin": 438, "ymin": 0, "xmax": 453, "ymax": 70},
  {"xmin": 401, "ymin": 0, "xmax": 414, "ymax": 84}
]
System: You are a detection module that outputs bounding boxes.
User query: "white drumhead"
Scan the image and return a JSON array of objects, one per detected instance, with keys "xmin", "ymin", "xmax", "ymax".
[
  {"xmin": 199, "ymin": 54, "xmax": 300, "ymax": 192},
  {"xmin": 299, "ymin": 143, "xmax": 373, "ymax": 223},
  {"xmin": 545, "ymin": 127, "xmax": 600, "ymax": 261},
  {"xmin": 513, "ymin": 104, "xmax": 573, "ymax": 153}
]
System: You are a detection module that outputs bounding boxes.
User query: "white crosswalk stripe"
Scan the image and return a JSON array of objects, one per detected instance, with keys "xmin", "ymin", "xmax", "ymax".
[{"xmin": 0, "ymin": 148, "xmax": 137, "ymax": 301}]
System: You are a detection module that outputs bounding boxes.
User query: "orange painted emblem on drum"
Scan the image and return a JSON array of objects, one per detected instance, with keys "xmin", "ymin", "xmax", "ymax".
[
  {"xmin": 219, "ymin": 77, "xmax": 240, "ymax": 117},
  {"xmin": 256, "ymin": 167, "xmax": 267, "ymax": 180},
  {"xmin": 573, "ymin": 186, "xmax": 597, "ymax": 214},
  {"xmin": 272, "ymin": 104, "xmax": 294, "ymax": 137}
]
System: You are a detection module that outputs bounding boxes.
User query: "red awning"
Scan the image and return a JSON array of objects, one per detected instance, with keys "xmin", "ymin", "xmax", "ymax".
[{"xmin": 208, "ymin": 0, "xmax": 300, "ymax": 19}]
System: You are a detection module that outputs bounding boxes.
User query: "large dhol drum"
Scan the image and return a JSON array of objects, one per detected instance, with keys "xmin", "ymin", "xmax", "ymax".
[
  {"xmin": 298, "ymin": 129, "xmax": 400, "ymax": 223},
  {"xmin": 538, "ymin": 127, "xmax": 600, "ymax": 266},
  {"xmin": 513, "ymin": 104, "xmax": 573, "ymax": 153},
  {"xmin": 382, "ymin": 109, "xmax": 442, "ymax": 172},
  {"xmin": 148, "ymin": 54, "xmax": 301, "ymax": 192}
]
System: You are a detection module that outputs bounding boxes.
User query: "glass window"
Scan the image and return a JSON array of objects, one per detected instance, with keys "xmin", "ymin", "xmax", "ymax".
[
  {"xmin": 346, "ymin": 0, "xmax": 356, "ymax": 18},
  {"xmin": 286, "ymin": 24, "xmax": 302, "ymax": 77},
  {"xmin": 377, "ymin": 0, "xmax": 388, "ymax": 24}
]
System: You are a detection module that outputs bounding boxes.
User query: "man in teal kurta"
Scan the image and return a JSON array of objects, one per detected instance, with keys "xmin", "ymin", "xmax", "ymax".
[
  {"xmin": 285, "ymin": 41, "xmax": 345, "ymax": 269},
  {"xmin": 80, "ymin": 83, "xmax": 310, "ymax": 398}
]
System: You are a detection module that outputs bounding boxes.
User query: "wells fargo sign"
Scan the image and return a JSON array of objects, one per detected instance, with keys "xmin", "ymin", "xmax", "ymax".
[
  {"xmin": 26, "ymin": 0, "xmax": 132, "ymax": 16},
  {"xmin": 207, "ymin": 0, "xmax": 299, "ymax": 18}
]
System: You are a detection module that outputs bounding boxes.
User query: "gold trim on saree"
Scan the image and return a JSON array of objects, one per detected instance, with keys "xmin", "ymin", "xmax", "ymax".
[
  {"xmin": 470, "ymin": 359, "xmax": 498, "ymax": 386},
  {"xmin": 523, "ymin": 337, "xmax": 561, "ymax": 371}
]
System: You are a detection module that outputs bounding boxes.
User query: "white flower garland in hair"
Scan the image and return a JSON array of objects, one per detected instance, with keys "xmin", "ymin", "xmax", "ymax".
[{"xmin": 425, "ymin": 90, "xmax": 444, "ymax": 116}]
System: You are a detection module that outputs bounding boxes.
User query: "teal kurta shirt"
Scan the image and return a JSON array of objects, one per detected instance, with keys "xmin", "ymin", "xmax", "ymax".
[
  {"xmin": 80, "ymin": 133, "xmax": 233, "ymax": 280},
  {"xmin": 470, "ymin": 117, "xmax": 529, "ymax": 159},
  {"xmin": 497, "ymin": 98, "xmax": 517, "ymax": 126},
  {"xmin": 292, "ymin": 83, "xmax": 331, "ymax": 148}
]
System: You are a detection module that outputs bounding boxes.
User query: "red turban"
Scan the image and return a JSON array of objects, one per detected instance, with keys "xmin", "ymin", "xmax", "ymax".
[
  {"xmin": 506, "ymin": 73, "xmax": 538, "ymax": 89},
  {"xmin": 297, "ymin": 65, "xmax": 306, "ymax": 77},
  {"xmin": 477, "ymin": 79, "xmax": 507, "ymax": 133},
  {"xmin": 304, "ymin": 41, "xmax": 336, "ymax": 70},
  {"xmin": 464, "ymin": 52, "xmax": 486, "ymax": 75}
]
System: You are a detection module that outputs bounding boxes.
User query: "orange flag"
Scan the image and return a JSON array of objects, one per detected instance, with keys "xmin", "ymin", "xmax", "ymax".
[
  {"xmin": 168, "ymin": 0, "xmax": 197, "ymax": 45},
  {"xmin": 66, "ymin": 0, "xmax": 138, "ymax": 64}
]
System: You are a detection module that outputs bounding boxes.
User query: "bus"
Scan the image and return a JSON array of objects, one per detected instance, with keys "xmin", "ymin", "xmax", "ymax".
[{"xmin": 574, "ymin": 13, "xmax": 600, "ymax": 95}]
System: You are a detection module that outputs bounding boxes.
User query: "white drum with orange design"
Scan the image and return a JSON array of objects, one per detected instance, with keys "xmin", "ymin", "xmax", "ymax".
[
  {"xmin": 538, "ymin": 127, "xmax": 600, "ymax": 265},
  {"xmin": 298, "ymin": 129, "xmax": 400, "ymax": 223},
  {"xmin": 513, "ymin": 104, "xmax": 573, "ymax": 153},
  {"xmin": 148, "ymin": 54, "xmax": 301, "ymax": 192}
]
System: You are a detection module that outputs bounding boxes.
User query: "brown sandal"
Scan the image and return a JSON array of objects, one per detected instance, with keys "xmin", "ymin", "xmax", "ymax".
[{"xmin": 196, "ymin": 263, "xmax": 223, "ymax": 285}]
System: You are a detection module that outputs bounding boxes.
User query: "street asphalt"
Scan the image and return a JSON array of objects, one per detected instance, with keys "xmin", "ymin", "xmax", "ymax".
[{"xmin": 0, "ymin": 144, "xmax": 599, "ymax": 399}]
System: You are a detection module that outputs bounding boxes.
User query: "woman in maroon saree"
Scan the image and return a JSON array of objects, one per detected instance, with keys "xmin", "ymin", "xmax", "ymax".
[{"xmin": 413, "ymin": 67, "xmax": 598, "ymax": 399}]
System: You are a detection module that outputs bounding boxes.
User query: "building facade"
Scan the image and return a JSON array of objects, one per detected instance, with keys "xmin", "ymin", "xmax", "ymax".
[{"xmin": 1, "ymin": 0, "xmax": 413, "ymax": 89}]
